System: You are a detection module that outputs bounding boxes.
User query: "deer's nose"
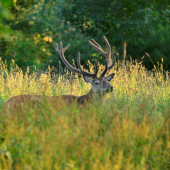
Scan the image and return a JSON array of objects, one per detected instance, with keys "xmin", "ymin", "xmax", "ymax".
[
  {"xmin": 109, "ymin": 86, "xmax": 113, "ymax": 91},
  {"xmin": 107, "ymin": 85, "xmax": 113, "ymax": 91}
]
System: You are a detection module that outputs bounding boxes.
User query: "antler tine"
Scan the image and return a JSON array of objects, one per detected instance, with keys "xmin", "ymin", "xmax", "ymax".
[
  {"xmin": 108, "ymin": 53, "xmax": 116, "ymax": 69},
  {"xmin": 55, "ymin": 42, "xmax": 98, "ymax": 77},
  {"xmin": 102, "ymin": 35, "xmax": 111, "ymax": 54},
  {"xmin": 89, "ymin": 36, "xmax": 116, "ymax": 69},
  {"xmin": 88, "ymin": 36, "xmax": 111, "ymax": 57},
  {"xmin": 88, "ymin": 40, "xmax": 105, "ymax": 56},
  {"xmin": 77, "ymin": 52, "xmax": 98, "ymax": 78},
  {"xmin": 100, "ymin": 60, "xmax": 108, "ymax": 77},
  {"xmin": 90, "ymin": 39, "xmax": 101, "ymax": 49},
  {"xmin": 55, "ymin": 42, "xmax": 82, "ymax": 74},
  {"xmin": 55, "ymin": 43, "xmax": 70, "ymax": 55}
]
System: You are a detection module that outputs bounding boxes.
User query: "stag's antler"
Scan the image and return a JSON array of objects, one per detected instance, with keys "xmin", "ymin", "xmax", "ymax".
[
  {"xmin": 89, "ymin": 36, "xmax": 116, "ymax": 72},
  {"xmin": 56, "ymin": 36, "xmax": 115, "ymax": 78},
  {"xmin": 55, "ymin": 42, "xmax": 109, "ymax": 78}
]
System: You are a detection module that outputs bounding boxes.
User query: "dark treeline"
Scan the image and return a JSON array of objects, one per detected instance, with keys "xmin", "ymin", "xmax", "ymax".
[{"xmin": 0, "ymin": 0, "xmax": 170, "ymax": 71}]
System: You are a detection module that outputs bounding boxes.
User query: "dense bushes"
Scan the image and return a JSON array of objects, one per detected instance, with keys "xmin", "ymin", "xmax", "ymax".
[
  {"xmin": 0, "ymin": 59, "xmax": 170, "ymax": 169},
  {"xmin": 127, "ymin": 26, "xmax": 170, "ymax": 70},
  {"xmin": 0, "ymin": 0, "xmax": 170, "ymax": 71}
]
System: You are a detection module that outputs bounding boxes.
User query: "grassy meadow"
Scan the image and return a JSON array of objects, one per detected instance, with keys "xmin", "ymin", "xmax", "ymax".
[{"xmin": 0, "ymin": 58, "xmax": 170, "ymax": 170}]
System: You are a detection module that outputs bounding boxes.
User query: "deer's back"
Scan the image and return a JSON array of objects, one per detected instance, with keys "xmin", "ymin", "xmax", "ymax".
[
  {"xmin": 5, "ymin": 94, "xmax": 40, "ymax": 109},
  {"xmin": 4, "ymin": 94, "xmax": 78, "ymax": 110}
]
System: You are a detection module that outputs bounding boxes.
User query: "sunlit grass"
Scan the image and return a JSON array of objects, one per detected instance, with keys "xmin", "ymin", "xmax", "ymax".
[{"xmin": 0, "ymin": 58, "xmax": 170, "ymax": 169}]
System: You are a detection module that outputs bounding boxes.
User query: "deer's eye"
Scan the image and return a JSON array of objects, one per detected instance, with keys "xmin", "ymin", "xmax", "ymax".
[{"xmin": 95, "ymin": 81, "xmax": 99, "ymax": 85}]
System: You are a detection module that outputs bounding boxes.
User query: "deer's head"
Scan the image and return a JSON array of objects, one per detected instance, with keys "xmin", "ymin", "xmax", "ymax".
[
  {"xmin": 55, "ymin": 36, "xmax": 116, "ymax": 97},
  {"xmin": 83, "ymin": 73, "xmax": 115, "ymax": 96}
]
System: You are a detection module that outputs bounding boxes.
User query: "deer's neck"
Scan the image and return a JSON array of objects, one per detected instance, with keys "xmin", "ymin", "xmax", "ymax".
[{"xmin": 77, "ymin": 88, "xmax": 103, "ymax": 105}]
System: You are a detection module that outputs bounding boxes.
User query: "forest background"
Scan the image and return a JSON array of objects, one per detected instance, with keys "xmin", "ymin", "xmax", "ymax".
[
  {"xmin": 1, "ymin": 1, "xmax": 170, "ymax": 169},
  {"xmin": 0, "ymin": 0, "xmax": 170, "ymax": 72}
]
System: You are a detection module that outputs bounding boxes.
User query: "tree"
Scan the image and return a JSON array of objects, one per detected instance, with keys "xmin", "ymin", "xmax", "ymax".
[
  {"xmin": 0, "ymin": 0, "xmax": 13, "ymax": 39},
  {"xmin": 0, "ymin": 0, "xmax": 96, "ymax": 70},
  {"xmin": 127, "ymin": 25, "xmax": 170, "ymax": 70},
  {"xmin": 62, "ymin": 0, "xmax": 170, "ymax": 61}
]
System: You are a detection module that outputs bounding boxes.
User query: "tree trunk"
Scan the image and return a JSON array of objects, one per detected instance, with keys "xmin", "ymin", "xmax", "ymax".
[{"xmin": 122, "ymin": 40, "xmax": 127, "ymax": 61}]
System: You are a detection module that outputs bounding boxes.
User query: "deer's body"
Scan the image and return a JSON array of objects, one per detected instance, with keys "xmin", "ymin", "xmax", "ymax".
[
  {"xmin": 5, "ymin": 36, "xmax": 116, "ymax": 114},
  {"xmin": 5, "ymin": 83, "xmax": 110, "ymax": 112},
  {"xmin": 5, "ymin": 91, "xmax": 92, "ymax": 109}
]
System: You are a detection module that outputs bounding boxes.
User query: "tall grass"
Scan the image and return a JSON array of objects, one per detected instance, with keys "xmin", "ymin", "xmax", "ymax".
[{"xmin": 0, "ymin": 58, "xmax": 170, "ymax": 170}]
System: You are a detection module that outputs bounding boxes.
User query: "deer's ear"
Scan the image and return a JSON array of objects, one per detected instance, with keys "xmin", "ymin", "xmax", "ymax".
[
  {"xmin": 83, "ymin": 75, "xmax": 93, "ymax": 83},
  {"xmin": 105, "ymin": 73, "xmax": 115, "ymax": 82}
]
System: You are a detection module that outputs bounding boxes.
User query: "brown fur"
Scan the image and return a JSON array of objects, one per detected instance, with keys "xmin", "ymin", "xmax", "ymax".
[
  {"xmin": 4, "ymin": 76, "xmax": 114, "ymax": 115},
  {"xmin": 4, "ymin": 91, "xmax": 94, "ymax": 114}
]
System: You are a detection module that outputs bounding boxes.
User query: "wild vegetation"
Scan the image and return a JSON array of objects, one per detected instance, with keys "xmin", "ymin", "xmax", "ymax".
[
  {"xmin": 0, "ymin": 59, "xmax": 170, "ymax": 169},
  {"xmin": 1, "ymin": 0, "xmax": 170, "ymax": 70},
  {"xmin": 0, "ymin": 1, "xmax": 170, "ymax": 169}
]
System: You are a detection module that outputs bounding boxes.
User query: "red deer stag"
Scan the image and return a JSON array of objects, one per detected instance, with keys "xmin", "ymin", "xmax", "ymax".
[{"xmin": 5, "ymin": 36, "xmax": 116, "ymax": 113}]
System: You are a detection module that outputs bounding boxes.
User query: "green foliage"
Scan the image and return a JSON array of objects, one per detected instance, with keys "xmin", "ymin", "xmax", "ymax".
[
  {"xmin": 0, "ymin": 60, "xmax": 170, "ymax": 169},
  {"xmin": 128, "ymin": 26, "xmax": 170, "ymax": 70},
  {"xmin": 63, "ymin": 0, "xmax": 151, "ymax": 40},
  {"xmin": 0, "ymin": 0, "xmax": 13, "ymax": 38},
  {"xmin": 0, "ymin": 0, "xmax": 101, "ymax": 70},
  {"xmin": 1, "ymin": 0, "xmax": 170, "ymax": 71},
  {"xmin": 62, "ymin": 0, "xmax": 170, "ymax": 61}
]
